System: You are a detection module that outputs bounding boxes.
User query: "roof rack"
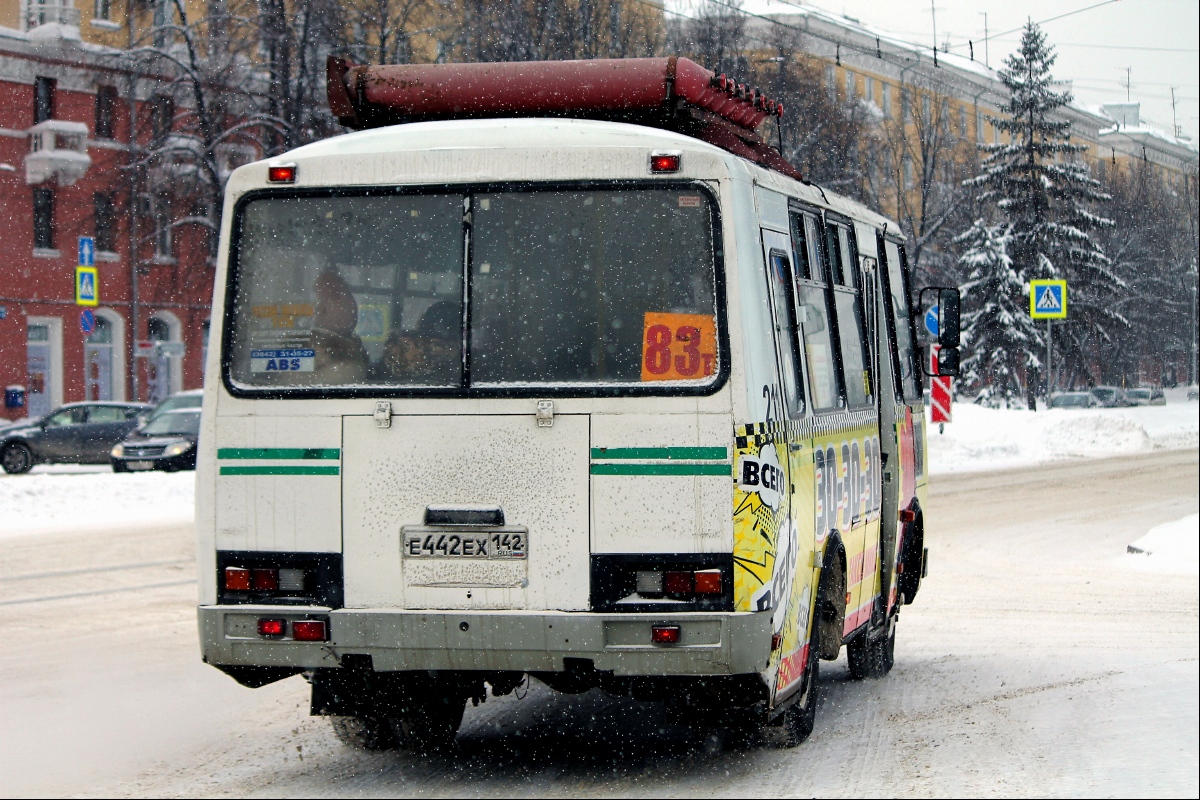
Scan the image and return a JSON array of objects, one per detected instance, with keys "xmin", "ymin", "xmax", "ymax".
[{"xmin": 326, "ymin": 56, "xmax": 803, "ymax": 182}]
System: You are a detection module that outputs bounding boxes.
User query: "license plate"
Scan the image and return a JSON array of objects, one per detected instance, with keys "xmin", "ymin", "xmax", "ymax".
[
  {"xmin": 126, "ymin": 461, "xmax": 154, "ymax": 471},
  {"xmin": 402, "ymin": 529, "xmax": 527, "ymax": 560}
]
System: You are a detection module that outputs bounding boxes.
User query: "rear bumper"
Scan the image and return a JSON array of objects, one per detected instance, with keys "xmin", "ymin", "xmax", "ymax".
[{"xmin": 198, "ymin": 605, "xmax": 772, "ymax": 676}]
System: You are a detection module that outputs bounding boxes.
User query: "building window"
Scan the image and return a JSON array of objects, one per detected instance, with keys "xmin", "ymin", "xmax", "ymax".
[
  {"xmin": 95, "ymin": 86, "xmax": 118, "ymax": 139},
  {"xmin": 825, "ymin": 65, "xmax": 836, "ymax": 102},
  {"xmin": 881, "ymin": 83, "xmax": 891, "ymax": 116},
  {"xmin": 845, "ymin": 70, "xmax": 855, "ymax": 99},
  {"xmin": 34, "ymin": 76, "xmax": 56, "ymax": 124},
  {"xmin": 921, "ymin": 95, "xmax": 931, "ymax": 125},
  {"xmin": 151, "ymin": 95, "xmax": 174, "ymax": 140},
  {"xmin": 33, "ymin": 188, "xmax": 55, "ymax": 250},
  {"xmin": 901, "ymin": 89, "xmax": 911, "ymax": 122},
  {"xmin": 864, "ymin": 76, "xmax": 875, "ymax": 104},
  {"xmin": 902, "ymin": 154, "xmax": 913, "ymax": 189},
  {"xmin": 154, "ymin": 210, "xmax": 173, "ymax": 259},
  {"xmin": 958, "ymin": 107, "xmax": 967, "ymax": 137},
  {"xmin": 94, "ymin": 0, "xmax": 111, "ymax": 20},
  {"xmin": 94, "ymin": 193, "xmax": 116, "ymax": 253},
  {"xmin": 882, "ymin": 149, "xmax": 893, "ymax": 179}
]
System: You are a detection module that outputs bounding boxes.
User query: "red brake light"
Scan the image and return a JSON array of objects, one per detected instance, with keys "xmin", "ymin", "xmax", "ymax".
[
  {"xmin": 651, "ymin": 625, "xmax": 681, "ymax": 644},
  {"xmin": 664, "ymin": 571, "xmax": 693, "ymax": 594},
  {"xmin": 693, "ymin": 570, "xmax": 722, "ymax": 595},
  {"xmin": 257, "ymin": 618, "xmax": 286, "ymax": 637},
  {"xmin": 293, "ymin": 620, "xmax": 327, "ymax": 642},
  {"xmin": 224, "ymin": 567, "xmax": 251, "ymax": 591},
  {"xmin": 267, "ymin": 163, "xmax": 296, "ymax": 183},
  {"xmin": 649, "ymin": 152, "xmax": 681, "ymax": 173},
  {"xmin": 251, "ymin": 568, "xmax": 279, "ymax": 591}
]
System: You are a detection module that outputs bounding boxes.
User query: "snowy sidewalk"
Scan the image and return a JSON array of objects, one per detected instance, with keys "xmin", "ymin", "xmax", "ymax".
[
  {"xmin": 927, "ymin": 398, "xmax": 1198, "ymax": 475},
  {"xmin": 0, "ymin": 466, "xmax": 194, "ymax": 539}
]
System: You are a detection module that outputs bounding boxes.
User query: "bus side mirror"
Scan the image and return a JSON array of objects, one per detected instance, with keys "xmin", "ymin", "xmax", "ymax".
[
  {"xmin": 925, "ymin": 345, "xmax": 959, "ymax": 377},
  {"xmin": 920, "ymin": 286, "xmax": 961, "ymax": 348}
]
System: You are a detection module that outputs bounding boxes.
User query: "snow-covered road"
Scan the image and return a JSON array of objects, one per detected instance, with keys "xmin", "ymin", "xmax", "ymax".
[{"xmin": 0, "ymin": 449, "xmax": 1195, "ymax": 797}]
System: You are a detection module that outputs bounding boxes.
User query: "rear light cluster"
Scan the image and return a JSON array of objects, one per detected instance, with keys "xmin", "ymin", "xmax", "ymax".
[
  {"xmin": 649, "ymin": 151, "xmax": 682, "ymax": 173},
  {"xmin": 224, "ymin": 566, "xmax": 307, "ymax": 593},
  {"xmin": 256, "ymin": 618, "xmax": 327, "ymax": 641},
  {"xmin": 635, "ymin": 568, "xmax": 722, "ymax": 598}
]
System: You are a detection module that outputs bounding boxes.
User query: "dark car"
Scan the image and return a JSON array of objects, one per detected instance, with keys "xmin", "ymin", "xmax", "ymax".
[
  {"xmin": 110, "ymin": 408, "xmax": 201, "ymax": 472},
  {"xmin": 0, "ymin": 402, "xmax": 153, "ymax": 474}
]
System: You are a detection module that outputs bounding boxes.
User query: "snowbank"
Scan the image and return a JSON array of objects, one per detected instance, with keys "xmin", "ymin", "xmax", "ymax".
[
  {"xmin": 1122, "ymin": 514, "xmax": 1199, "ymax": 575},
  {"xmin": 928, "ymin": 399, "xmax": 1198, "ymax": 475},
  {"xmin": 0, "ymin": 466, "xmax": 194, "ymax": 539}
]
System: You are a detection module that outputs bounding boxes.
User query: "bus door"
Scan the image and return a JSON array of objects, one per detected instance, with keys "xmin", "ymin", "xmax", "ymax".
[{"xmin": 759, "ymin": 229, "xmax": 816, "ymax": 705}]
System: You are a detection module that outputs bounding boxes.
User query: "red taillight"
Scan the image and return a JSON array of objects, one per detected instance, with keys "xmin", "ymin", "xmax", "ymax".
[
  {"xmin": 257, "ymin": 618, "xmax": 286, "ymax": 637},
  {"xmin": 664, "ymin": 571, "xmax": 693, "ymax": 594},
  {"xmin": 693, "ymin": 570, "xmax": 722, "ymax": 595},
  {"xmin": 293, "ymin": 620, "xmax": 327, "ymax": 642},
  {"xmin": 224, "ymin": 566, "xmax": 251, "ymax": 591},
  {"xmin": 651, "ymin": 624, "xmax": 681, "ymax": 644},
  {"xmin": 899, "ymin": 509, "xmax": 917, "ymax": 523},
  {"xmin": 267, "ymin": 163, "xmax": 297, "ymax": 183},
  {"xmin": 251, "ymin": 568, "xmax": 279, "ymax": 591},
  {"xmin": 649, "ymin": 152, "xmax": 681, "ymax": 173}
]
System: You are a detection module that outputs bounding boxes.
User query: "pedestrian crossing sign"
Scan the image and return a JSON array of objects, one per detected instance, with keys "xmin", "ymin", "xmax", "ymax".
[
  {"xmin": 75, "ymin": 266, "xmax": 99, "ymax": 307},
  {"xmin": 1030, "ymin": 279, "xmax": 1067, "ymax": 319}
]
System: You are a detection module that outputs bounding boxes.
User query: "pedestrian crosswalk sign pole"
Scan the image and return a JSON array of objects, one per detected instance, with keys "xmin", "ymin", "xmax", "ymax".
[
  {"xmin": 75, "ymin": 266, "xmax": 99, "ymax": 307},
  {"xmin": 1030, "ymin": 280, "xmax": 1067, "ymax": 402}
]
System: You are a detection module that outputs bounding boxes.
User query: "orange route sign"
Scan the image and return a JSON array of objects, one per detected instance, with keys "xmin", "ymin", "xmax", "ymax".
[{"xmin": 640, "ymin": 312, "xmax": 717, "ymax": 382}]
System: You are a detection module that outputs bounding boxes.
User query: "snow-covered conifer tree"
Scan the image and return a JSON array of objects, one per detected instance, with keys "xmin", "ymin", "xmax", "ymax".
[
  {"xmin": 955, "ymin": 221, "xmax": 1038, "ymax": 405},
  {"xmin": 962, "ymin": 22, "xmax": 1121, "ymax": 393}
]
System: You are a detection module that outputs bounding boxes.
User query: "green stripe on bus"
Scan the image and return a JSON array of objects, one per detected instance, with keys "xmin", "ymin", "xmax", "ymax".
[
  {"xmin": 590, "ymin": 447, "xmax": 728, "ymax": 461},
  {"xmin": 220, "ymin": 466, "xmax": 340, "ymax": 476},
  {"xmin": 590, "ymin": 463, "xmax": 731, "ymax": 476},
  {"xmin": 217, "ymin": 448, "xmax": 340, "ymax": 460}
]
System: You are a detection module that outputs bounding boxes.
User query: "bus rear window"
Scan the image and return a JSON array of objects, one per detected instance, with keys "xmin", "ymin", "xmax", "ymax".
[{"xmin": 225, "ymin": 187, "xmax": 719, "ymax": 393}]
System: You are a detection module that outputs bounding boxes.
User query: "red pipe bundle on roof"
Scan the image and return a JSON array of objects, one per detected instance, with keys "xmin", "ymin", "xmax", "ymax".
[{"xmin": 326, "ymin": 56, "xmax": 803, "ymax": 182}]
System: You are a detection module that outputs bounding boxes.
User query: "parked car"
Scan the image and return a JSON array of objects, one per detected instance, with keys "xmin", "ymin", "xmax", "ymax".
[
  {"xmin": 111, "ymin": 408, "xmax": 201, "ymax": 472},
  {"xmin": 0, "ymin": 402, "xmax": 153, "ymax": 474},
  {"xmin": 1050, "ymin": 392, "xmax": 1099, "ymax": 409},
  {"xmin": 145, "ymin": 388, "xmax": 203, "ymax": 423},
  {"xmin": 1089, "ymin": 386, "xmax": 1132, "ymax": 408},
  {"xmin": 1126, "ymin": 387, "xmax": 1166, "ymax": 406},
  {"xmin": 1188, "ymin": 385, "xmax": 1199, "ymax": 401}
]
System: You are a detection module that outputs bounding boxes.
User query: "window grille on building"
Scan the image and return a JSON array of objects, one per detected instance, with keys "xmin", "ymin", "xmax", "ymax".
[
  {"xmin": 94, "ymin": 193, "xmax": 116, "ymax": 253},
  {"xmin": 95, "ymin": 86, "xmax": 117, "ymax": 139}
]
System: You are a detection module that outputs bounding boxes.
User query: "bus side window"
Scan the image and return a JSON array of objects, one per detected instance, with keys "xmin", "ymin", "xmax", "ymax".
[
  {"xmin": 792, "ymin": 213, "xmax": 844, "ymax": 411},
  {"xmin": 829, "ymin": 224, "xmax": 873, "ymax": 408},
  {"xmin": 765, "ymin": 248, "xmax": 805, "ymax": 418},
  {"xmin": 880, "ymin": 238, "xmax": 921, "ymax": 403}
]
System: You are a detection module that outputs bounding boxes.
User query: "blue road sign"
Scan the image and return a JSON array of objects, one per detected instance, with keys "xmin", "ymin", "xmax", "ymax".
[
  {"xmin": 75, "ymin": 266, "xmax": 98, "ymax": 306},
  {"xmin": 1030, "ymin": 279, "xmax": 1068, "ymax": 319},
  {"xmin": 924, "ymin": 305, "xmax": 940, "ymax": 337},
  {"xmin": 78, "ymin": 236, "xmax": 95, "ymax": 267},
  {"xmin": 0, "ymin": 306, "xmax": 7, "ymax": 320},
  {"xmin": 80, "ymin": 309, "xmax": 96, "ymax": 335}
]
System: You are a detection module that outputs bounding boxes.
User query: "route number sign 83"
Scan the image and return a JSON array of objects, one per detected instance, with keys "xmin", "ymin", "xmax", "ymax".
[{"xmin": 640, "ymin": 312, "xmax": 718, "ymax": 382}]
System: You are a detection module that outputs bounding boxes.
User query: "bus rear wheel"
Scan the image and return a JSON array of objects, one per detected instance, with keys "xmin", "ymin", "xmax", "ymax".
[
  {"xmin": 781, "ymin": 596, "xmax": 824, "ymax": 747},
  {"xmin": 390, "ymin": 693, "xmax": 467, "ymax": 752},
  {"xmin": 847, "ymin": 620, "xmax": 896, "ymax": 680},
  {"xmin": 329, "ymin": 714, "xmax": 399, "ymax": 751}
]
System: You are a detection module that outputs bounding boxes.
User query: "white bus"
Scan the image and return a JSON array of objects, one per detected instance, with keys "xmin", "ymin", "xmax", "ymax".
[{"xmin": 197, "ymin": 57, "xmax": 959, "ymax": 751}]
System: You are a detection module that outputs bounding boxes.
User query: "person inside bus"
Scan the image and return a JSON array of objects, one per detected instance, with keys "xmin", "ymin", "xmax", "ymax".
[
  {"xmin": 374, "ymin": 301, "xmax": 460, "ymax": 385},
  {"xmin": 308, "ymin": 270, "xmax": 368, "ymax": 384}
]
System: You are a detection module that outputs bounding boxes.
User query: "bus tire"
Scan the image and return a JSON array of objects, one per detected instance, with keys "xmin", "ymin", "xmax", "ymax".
[
  {"xmin": 391, "ymin": 693, "xmax": 467, "ymax": 752},
  {"xmin": 847, "ymin": 622, "xmax": 896, "ymax": 680},
  {"xmin": 329, "ymin": 715, "xmax": 399, "ymax": 751}
]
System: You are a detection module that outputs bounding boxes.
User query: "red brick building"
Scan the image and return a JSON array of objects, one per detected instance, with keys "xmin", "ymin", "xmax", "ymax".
[{"xmin": 1, "ymin": 28, "xmax": 216, "ymax": 421}]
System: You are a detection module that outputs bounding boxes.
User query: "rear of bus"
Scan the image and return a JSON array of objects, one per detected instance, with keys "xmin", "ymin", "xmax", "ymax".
[{"xmin": 195, "ymin": 121, "xmax": 774, "ymax": 728}]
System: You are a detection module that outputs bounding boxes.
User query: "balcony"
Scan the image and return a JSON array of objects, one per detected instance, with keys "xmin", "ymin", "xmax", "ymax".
[
  {"xmin": 25, "ymin": 2, "xmax": 82, "ymax": 40},
  {"xmin": 26, "ymin": 120, "xmax": 91, "ymax": 185}
]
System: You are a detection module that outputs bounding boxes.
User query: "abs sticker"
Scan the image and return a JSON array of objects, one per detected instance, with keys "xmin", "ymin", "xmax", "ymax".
[
  {"xmin": 250, "ymin": 348, "xmax": 315, "ymax": 373},
  {"xmin": 641, "ymin": 312, "xmax": 717, "ymax": 382}
]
